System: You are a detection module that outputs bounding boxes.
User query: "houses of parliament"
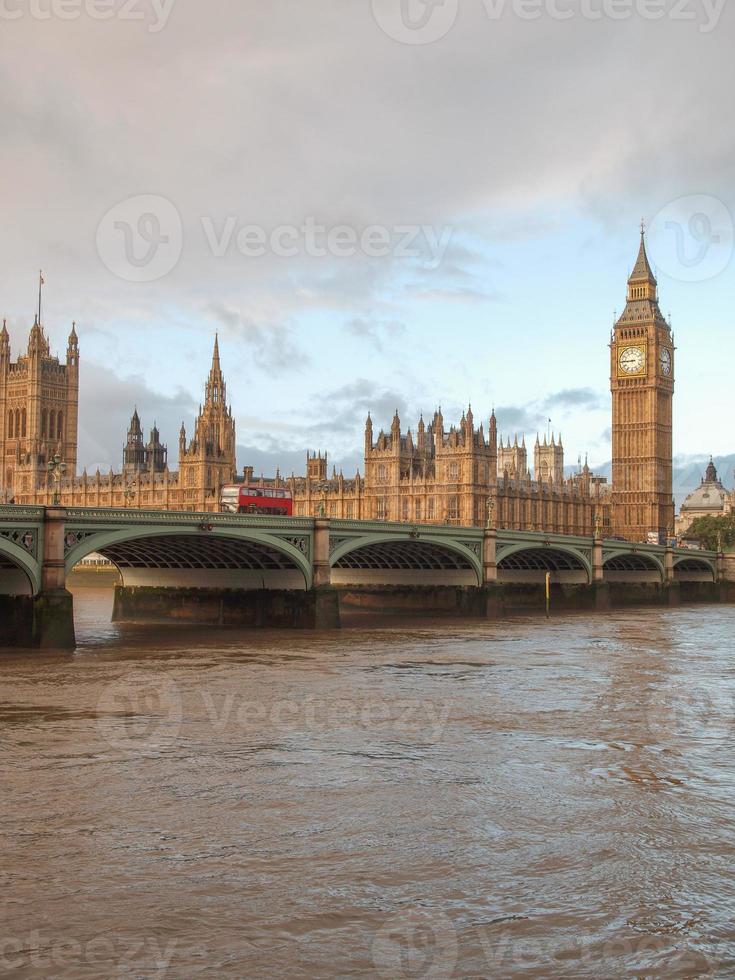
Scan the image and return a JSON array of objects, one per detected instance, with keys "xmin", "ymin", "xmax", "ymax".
[{"xmin": 0, "ymin": 232, "xmax": 677, "ymax": 542}]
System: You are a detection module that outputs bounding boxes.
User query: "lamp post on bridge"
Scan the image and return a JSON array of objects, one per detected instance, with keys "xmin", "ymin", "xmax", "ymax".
[{"xmin": 47, "ymin": 453, "xmax": 66, "ymax": 506}]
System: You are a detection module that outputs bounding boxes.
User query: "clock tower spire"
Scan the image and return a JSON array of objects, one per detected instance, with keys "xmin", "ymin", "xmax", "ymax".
[{"xmin": 610, "ymin": 228, "xmax": 675, "ymax": 542}]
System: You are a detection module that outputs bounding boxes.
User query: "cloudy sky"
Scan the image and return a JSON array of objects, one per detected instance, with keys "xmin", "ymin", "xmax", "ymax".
[{"xmin": 1, "ymin": 0, "xmax": 733, "ymax": 480}]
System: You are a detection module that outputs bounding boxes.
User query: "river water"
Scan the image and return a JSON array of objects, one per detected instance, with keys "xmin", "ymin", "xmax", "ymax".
[{"xmin": 1, "ymin": 588, "xmax": 734, "ymax": 978}]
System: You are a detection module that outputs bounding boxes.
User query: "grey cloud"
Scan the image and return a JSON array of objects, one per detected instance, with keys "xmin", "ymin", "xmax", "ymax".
[
  {"xmin": 0, "ymin": 4, "xmax": 731, "ymax": 322},
  {"xmin": 345, "ymin": 317, "xmax": 406, "ymax": 351},
  {"xmin": 494, "ymin": 404, "xmax": 546, "ymax": 436},
  {"xmin": 206, "ymin": 303, "xmax": 306, "ymax": 371},
  {"xmin": 76, "ymin": 360, "xmax": 197, "ymax": 473},
  {"xmin": 543, "ymin": 388, "xmax": 605, "ymax": 411}
]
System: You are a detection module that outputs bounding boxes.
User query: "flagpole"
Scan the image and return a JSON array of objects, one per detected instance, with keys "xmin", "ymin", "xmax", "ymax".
[{"xmin": 38, "ymin": 270, "xmax": 43, "ymax": 326}]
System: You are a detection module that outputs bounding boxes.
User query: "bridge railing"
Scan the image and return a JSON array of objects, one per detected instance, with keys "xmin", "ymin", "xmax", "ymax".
[
  {"xmin": 63, "ymin": 507, "xmax": 315, "ymax": 529},
  {"xmin": 0, "ymin": 506, "xmax": 46, "ymax": 520}
]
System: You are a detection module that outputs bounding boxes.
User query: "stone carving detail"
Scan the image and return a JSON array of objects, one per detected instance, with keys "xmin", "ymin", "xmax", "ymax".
[
  {"xmin": 63, "ymin": 530, "xmax": 99, "ymax": 555},
  {"xmin": 283, "ymin": 535, "xmax": 310, "ymax": 556},
  {"xmin": 0, "ymin": 528, "xmax": 37, "ymax": 557}
]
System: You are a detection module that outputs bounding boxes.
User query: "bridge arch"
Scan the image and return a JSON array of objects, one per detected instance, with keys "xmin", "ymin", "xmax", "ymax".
[
  {"xmin": 673, "ymin": 555, "xmax": 716, "ymax": 582},
  {"xmin": 65, "ymin": 527, "xmax": 313, "ymax": 590},
  {"xmin": 496, "ymin": 543, "xmax": 591, "ymax": 584},
  {"xmin": 330, "ymin": 533, "xmax": 482, "ymax": 586},
  {"xmin": 0, "ymin": 538, "xmax": 39, "ymax": 596},
  {"xmin": 602, "ymin": 552, "xmax": 665, "ymax": 583}
]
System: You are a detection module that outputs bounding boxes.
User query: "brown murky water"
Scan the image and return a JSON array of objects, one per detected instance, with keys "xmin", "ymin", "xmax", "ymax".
[{"xmin": 1, "ymin": 588, "xmax": 734, "ymax": 978}]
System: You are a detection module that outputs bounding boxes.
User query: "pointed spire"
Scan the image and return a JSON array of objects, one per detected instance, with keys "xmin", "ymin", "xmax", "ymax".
[
  {"xmin": 212, "ymin": 331, "xmax": 220, "ymax": 368},
  {"xmin": 28, "ymin": 315, "xmax": 48, "ymax": 356},
  {"xmin": 629, "ymin": 226, "xmax": 656, "ymax": 284}
]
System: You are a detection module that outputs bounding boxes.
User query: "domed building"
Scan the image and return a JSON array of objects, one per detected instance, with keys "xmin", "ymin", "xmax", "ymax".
[{"xmin": 676, "ymin": 459, "xmax": 732, "ymax": 538}]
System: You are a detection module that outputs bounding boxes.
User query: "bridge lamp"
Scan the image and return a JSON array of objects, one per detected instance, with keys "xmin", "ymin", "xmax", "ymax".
[
  {"xmin": 47, "ymin": 453, "xmax": 66, "ymax": 506},
  {"xmin": 123, "ymin": 484, "xmax": 135, "ymax": 507}
]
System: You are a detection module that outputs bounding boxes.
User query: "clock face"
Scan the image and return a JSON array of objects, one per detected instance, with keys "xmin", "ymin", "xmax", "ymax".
[
  {"xmin": 660, "ymin": 348, "xmax": 672, "ymax": 376},
  {"xmin": 619, "ymin": 345, "xmax": 646, "ymax": 376}
]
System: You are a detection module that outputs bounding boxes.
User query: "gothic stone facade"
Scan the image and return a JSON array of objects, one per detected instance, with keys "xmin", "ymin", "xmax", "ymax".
[
  {"xmin": 4, "ymin": 333, "xmax": 236, "ymax": 512},
  {"xmin": 3, "ymin": 233, "xmax": 676, "ymax": 539},
  {"xmin": 1, "ymin": 318, "xmax": 79, "ymax": 502},
  {"xmin": 287, "ymin": 410, "xmax": 608, "ymax": 535}
]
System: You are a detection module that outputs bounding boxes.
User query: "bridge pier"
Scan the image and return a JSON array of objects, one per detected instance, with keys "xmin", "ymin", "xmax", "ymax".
[
  {"xmin": 592, "ymin": 537, "xmax": 604, "ymax": 583},
  {"xmin": 112, "ymin": 585, "xmax": 339, "ymax": 629},
  {"xmin": 591, "ymin": 581, "xmax": 611, "ymax": 610},
  {"xmin": 35, "ymin": 507, "xmax": 76, "ymax": 648}
]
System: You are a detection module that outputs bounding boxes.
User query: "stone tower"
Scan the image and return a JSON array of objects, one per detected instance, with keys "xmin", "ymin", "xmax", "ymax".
[
  {"xmin": 306, "ymin": 451, "xmax": 328, "ymax": 482},
  {"xmin": 145, "ymin": 423, "xmax": 167, "ymax": 473},
  {"xmin": 497, "ymin": 435, "xmax": 528, "ymax": 480},
  {"xmin": 610, "ymin": 229, "xmax": 674, "ymax": 541},
  {"xmin": 0, "ymin": 317, "xmax": 79, "ymax": 501},
  {"xmin": 178, "ymin": 335, "xmax": 237, "ymax": 506},
  {"xmin": 123, "ymin": 408, "xmax": 146, "ymax": 477},
  {"xmin": 535, "ymin": 432, "xmax": 564, "ymax": 484}
]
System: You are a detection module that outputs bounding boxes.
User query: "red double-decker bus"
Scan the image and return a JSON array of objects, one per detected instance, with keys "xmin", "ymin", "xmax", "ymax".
[{"xmin": 220, "ymin": 485, "xmax": 293, "ymax": 516}]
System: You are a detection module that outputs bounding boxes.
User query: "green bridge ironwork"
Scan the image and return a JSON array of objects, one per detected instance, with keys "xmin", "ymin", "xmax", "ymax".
[{"xmin": 0, "ymin": 505, "xmax": 720, "ymax": 595}]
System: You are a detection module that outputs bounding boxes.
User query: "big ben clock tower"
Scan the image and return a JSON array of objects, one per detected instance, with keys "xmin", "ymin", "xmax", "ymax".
[{"xmin": 610, "ymin": 228, "xmax": 675, "ymax": 542}]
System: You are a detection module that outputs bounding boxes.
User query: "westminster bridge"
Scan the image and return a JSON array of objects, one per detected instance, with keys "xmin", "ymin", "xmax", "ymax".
[{"xmin": 0, "ymin": 505, "xmax": 726, "ymax": 648}]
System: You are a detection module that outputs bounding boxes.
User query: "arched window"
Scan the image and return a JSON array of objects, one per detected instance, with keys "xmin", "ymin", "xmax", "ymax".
[
  {"xmin": 57, "ymin": 411, "xmax": 63, "ymax": 442},
  {"xmin": 8, "ymin": 410, "xmax": 13, "ymax": 438},
  {"xmin": 21, "ymin": 409, "xmax": 26, "ymax": 438},
  {"xmin": 41, "ymin": 409, "xmax": 48, "ymax": 438},
  {"xmin": 14, "ymin": 409, "xmax": 20, "ymax": 439}
]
